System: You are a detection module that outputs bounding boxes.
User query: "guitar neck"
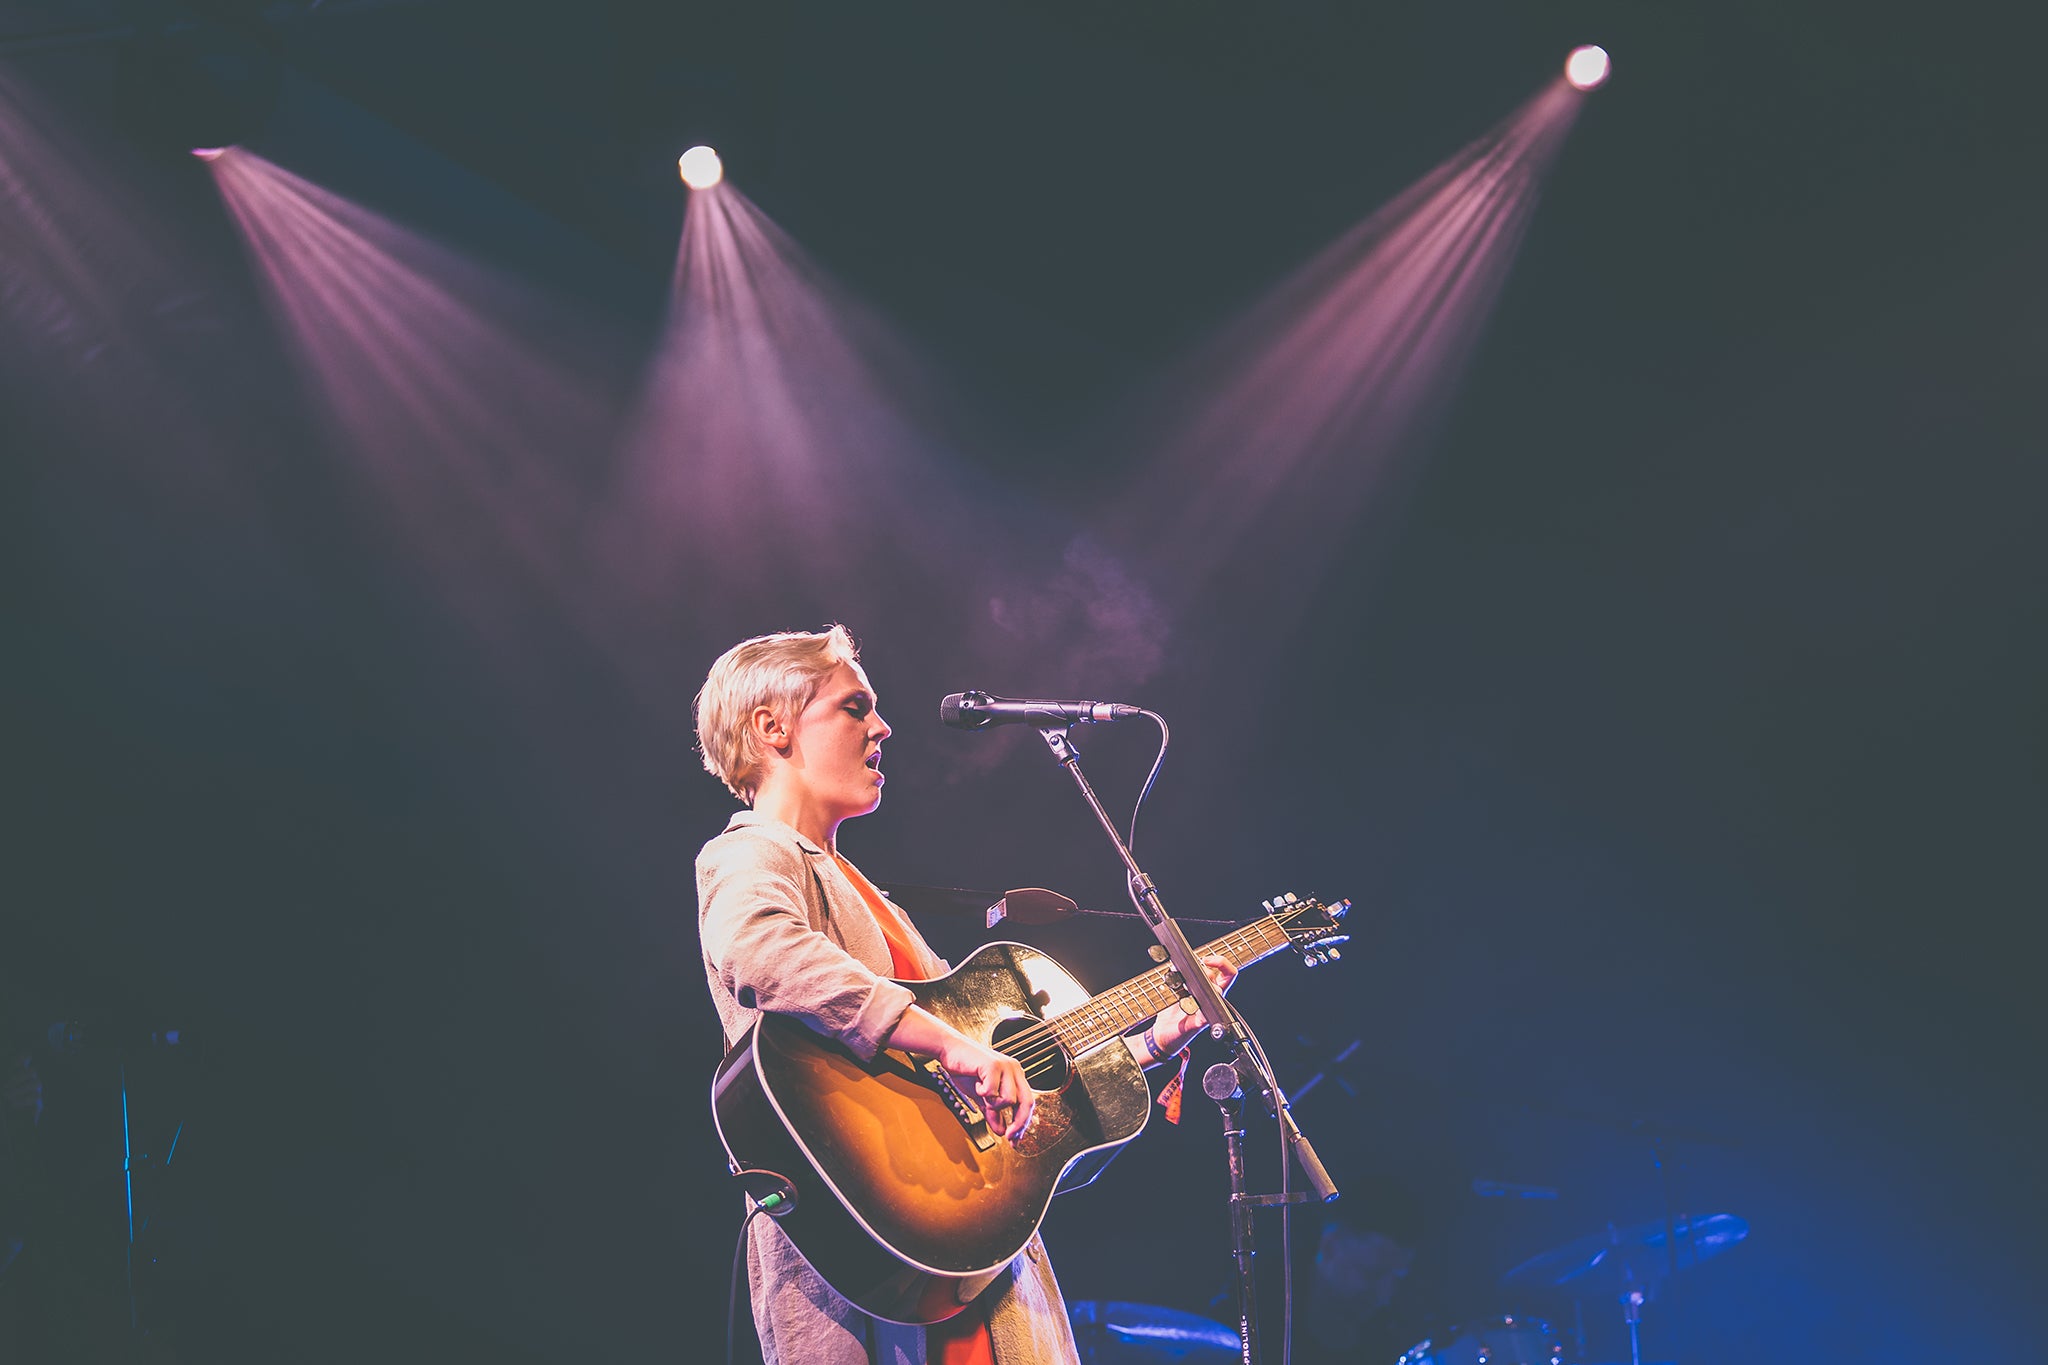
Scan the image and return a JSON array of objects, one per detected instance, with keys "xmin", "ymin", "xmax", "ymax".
[{"xmin": 1042, "ymin": 917, "xmax": 1291, "ymax": 1056}]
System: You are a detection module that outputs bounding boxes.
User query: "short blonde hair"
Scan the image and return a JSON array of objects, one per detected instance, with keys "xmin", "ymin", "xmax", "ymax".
[{"xmin": 695, "ymin": 625, "xmax": 861, "ymax": 803}]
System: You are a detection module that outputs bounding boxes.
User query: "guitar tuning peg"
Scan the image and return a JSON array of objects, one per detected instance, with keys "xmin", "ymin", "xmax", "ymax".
[
  {"xmin": 1261, "ymin": 898, "xmax": 1275, "ymax": 912},
  {"xmin": 1326, "ymin": 947, "xmax": 1341, "ymax": 961},
  {"xmin": 1329, "ymin": 900, "xmax": 1349, "ymax": 920},
  {"xmin": 1282, "ymin": 892, "xmax": 1298, "ymax": 904}
]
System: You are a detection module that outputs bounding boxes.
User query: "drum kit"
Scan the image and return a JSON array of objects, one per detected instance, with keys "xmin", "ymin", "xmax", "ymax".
[
  {"xmin": 1071, "ymin": 1212, "xmax": 1748, "ymax": 1365},
  {"xmin": 1401, "ymin": 1211, "xmax": 1748, "ymax": 1365},
  {"xmin": 1030, "ymin": 912, "xmax": 1753, "ymax": 1365}
]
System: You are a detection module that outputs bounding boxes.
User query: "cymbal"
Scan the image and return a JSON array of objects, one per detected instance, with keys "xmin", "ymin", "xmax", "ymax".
[
  {"xmin": 1502, "ymin": 1213, "xmax": 1749, "ymax": 1292},
  {"xmin": 1068, "ymin": 1301, "xmax": 1241, "ymax": 1365}
]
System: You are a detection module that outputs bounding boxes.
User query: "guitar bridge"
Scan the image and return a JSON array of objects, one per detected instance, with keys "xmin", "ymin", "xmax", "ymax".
[{"xmin": 922, "ymin": 1059, "xmax": 998, "ymax": 1152}]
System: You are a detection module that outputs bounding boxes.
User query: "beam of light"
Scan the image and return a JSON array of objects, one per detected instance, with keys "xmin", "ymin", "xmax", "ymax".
[
  {"xmin": 1, "ymin": 68, "xmax": 159, "ymax": 372},
  {"xmin": 1566, "ymin": 45, "xmax": 1611, "ymax": 91},
  {"xmin": 1, "ymin": 64, "xmax": 274, "ymax": 524},
  {"xmin": 1099, "ymin": 81, "xmax": 1587, "ymax": 632},
  {"xmin": 677, "ymin": 144, "xmax": 723, "ymax": 190},
  {"xmin": 206, "ymin": 148, "xmax": 625, "ymax": 664},
  {"xmin": 617, "ymin": 178, "xmax": 922, "ymax": 640},
  {"xmin": 615, "ymin": 181, "xmax": 1171, "ymax": 764}
]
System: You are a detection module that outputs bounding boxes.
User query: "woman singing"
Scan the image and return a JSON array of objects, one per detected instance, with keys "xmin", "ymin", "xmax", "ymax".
[{"xmin": 695, "ymin": 626, "xmax": 1230, "ymax": 1365}]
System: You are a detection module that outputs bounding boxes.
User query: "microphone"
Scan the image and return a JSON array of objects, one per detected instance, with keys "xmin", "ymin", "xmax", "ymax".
[{"xmin": 939, "ymin": 690, "xmax": 1143, "ymax": 731}]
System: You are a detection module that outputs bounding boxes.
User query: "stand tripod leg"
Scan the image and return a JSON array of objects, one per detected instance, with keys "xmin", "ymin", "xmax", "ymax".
[{"xmin": 1205, "ymin": 1061, "xmax": 1259, "ymax": 1365}]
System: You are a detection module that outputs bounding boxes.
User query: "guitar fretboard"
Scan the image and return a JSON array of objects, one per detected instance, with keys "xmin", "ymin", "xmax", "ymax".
[{"xmin": 1041, "ymin": 917, "xmax": 1291, "ymax": 1056}]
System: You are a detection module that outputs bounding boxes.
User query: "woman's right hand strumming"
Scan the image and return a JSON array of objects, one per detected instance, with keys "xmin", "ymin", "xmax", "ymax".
[{"xmin": 887, "ymin": 1006, "xmax": 1035, "ymax": 1141}]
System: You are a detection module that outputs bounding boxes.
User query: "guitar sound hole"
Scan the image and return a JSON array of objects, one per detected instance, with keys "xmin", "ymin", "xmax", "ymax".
[{"xmin": 990, "ymin": 1015, "xmax": 1071, "ymax": 1093}]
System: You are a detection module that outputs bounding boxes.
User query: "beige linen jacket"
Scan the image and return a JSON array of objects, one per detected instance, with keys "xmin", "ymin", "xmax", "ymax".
[{"xmin": 698, "ymin": 810, "xmax": 1080, "ymax": 1365}]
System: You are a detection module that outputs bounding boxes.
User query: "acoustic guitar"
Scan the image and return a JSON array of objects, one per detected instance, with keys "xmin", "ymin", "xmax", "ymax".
[{"xmin": 710, "ymin": 893, "xmax": 1349, "ymax": 1324}]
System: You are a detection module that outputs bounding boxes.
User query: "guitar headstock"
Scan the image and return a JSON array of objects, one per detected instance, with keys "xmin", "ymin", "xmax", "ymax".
[{"xmin": 1263, "ymin": 892, "xmax": 1351, "ymax": 967}]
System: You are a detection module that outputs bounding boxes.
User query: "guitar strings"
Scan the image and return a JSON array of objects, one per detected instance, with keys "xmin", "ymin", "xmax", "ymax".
[
  {"xmin": 963, "ymin": 955, "xmax": 1185, "ymax": 1079},
  {"xmin": 988, "ymin": 971, "xmax": 1175, "ymax": 1073},
  {"xmin": 991, "ymin": 916, "xmax": 1281, "ymax": 1063},
  {"xmin": 962, "ymin": 910, "xmax": 1315, "ymax": 1085}
]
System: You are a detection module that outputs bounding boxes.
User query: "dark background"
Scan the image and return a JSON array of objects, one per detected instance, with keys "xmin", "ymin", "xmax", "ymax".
[{"xmin": 4, "ymin": 2, "xmax": 2043, "ymax": 1362}]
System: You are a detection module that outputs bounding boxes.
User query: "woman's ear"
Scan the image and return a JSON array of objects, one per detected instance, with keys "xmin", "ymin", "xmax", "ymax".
[{"xmin": 748, "ymin": 705, "xmax": 789, "ymax": 754}]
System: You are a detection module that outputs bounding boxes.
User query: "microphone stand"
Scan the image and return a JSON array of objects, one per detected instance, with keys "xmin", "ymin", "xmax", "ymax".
[{"xmin": 1034, "ymin": 726, "xmax": 1340, "ymax": 1365}]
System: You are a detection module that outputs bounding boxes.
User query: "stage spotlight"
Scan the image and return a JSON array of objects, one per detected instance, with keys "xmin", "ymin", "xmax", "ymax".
[
  {"xmin": 1565, "ymin": 45, "xmax": 1610, "ymax": 91},
  {"xmin": 678, "ymin": 145, "xmax": 724, "ymax": 190},
  {"xmin": 190, "ymin": 147, "xmax": 229, "ymax": 161}
]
